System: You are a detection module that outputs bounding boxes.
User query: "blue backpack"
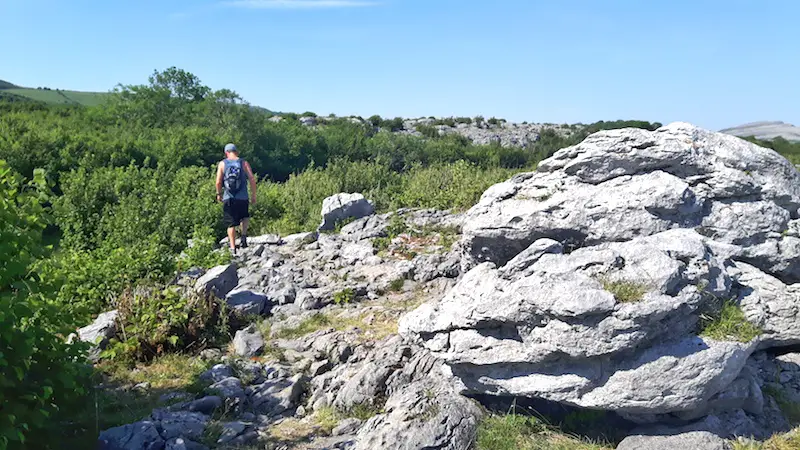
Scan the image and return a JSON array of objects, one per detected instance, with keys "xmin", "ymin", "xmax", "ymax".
[{"xmin": 224, "ymin": 159, "xmax": 245, "ymax": 197}]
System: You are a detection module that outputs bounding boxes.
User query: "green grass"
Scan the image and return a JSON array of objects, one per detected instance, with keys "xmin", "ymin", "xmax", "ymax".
[
  {"xmin": 763, "ymin": 385, "xmax": 800, "ymax": 425},
  {"xmin": 275, "ymin": 313, "xmax": 333, "ymax": 339},
  {"xmin": 4, "ymin": 87, "xmax": 108, "ymax": 106},
  {"xmin": 600, "ymin": 279, "xmax": 647, "ymax": 303},
  {"xmin": 477, "ymin": 414, "xmax": 612, "ymax": 450},
  {"xmin": 333, "ymin": 288, "xmax": 356, "ymax": 305},
  {"xmin": 314, "ymin": 406, "xmax": 341, "ymax": 435},
  {"xmin": 346, "ymin": 402, "xmax": 384, "ymax": 421},
  {"xmin": 700, "ymin": 300, "xmax": 762, "ymax": 343}
]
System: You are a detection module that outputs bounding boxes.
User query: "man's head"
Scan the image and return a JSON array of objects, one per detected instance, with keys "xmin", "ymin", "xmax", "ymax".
[{"xmin": 224, "ymin": 143, "xmax": 238, "ymax": 157}]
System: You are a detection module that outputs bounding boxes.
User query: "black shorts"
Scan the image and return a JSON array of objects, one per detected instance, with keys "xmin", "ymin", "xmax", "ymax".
[{"xmin": 223, "ymin": 199, "xmax": 250, "ymax": 227}]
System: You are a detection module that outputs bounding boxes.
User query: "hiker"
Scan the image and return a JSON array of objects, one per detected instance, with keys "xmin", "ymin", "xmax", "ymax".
[{"xmin": 216, "ymin": 143, "xmax": 257, "ymax": 254}]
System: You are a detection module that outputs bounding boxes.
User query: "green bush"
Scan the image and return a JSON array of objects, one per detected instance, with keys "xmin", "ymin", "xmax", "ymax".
[
  {"xmin": 176, "ymin": 225, "xmax": 231, "ymax": 272},
  {"xmin": 41, "ymin": 235, "xmax": 175, "ymax": 324},
  {"xmin": 101, "ymin": 287, "xmax": 228, "ymax": 363},
  {"xmin": 395, "ymin": 161, "xmax": 512, "ymax": 211},
  {"xmin": 0, "ymin": 161, "xmax": 91, "ymax": 449}
]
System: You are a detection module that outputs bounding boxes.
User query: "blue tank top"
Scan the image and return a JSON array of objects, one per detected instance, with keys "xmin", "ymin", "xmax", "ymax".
[{"xmin": 222, "ymin": 159, "xmax": 249, "ymax": 201}]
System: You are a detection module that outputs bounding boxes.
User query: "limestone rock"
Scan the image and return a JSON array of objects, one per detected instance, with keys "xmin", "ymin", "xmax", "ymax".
[
  {"xmin": 97, "ymin": 421, "xmax": 164, "ymax": 450},
  {"xmin": 77, "ymin": 310, "xmax": 118, "ymax": 345},
  {"xmin": 319, "ymin": 193, "xmax": 375, "ymax": 231},
  {"xmin": 401, "ymin": 123, "xmax": 800, "ymax": 425},
  {"xmin": 353, "ymin": 375, "xmax": 482, "ymax": 450},
  {"xmin": 225, "ymin": 289, "xmax": 268, "ymax": 316},
  {"xmin": 233, "ymin": 325, "xmax": 265, "ymax": 357},
  {"xmin": 617, "ymin": 431, "xmax": 732, "ymax": 450},
  {"xmin": 333, "ymin": 418, "xmax": 363, "ymax": 436},
  {"xmin": 195, "ymin": 263, "xmax": 238, "ymax": 298}
]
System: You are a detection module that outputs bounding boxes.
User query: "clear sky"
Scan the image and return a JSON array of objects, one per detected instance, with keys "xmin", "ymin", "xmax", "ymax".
[{"xmin": 1, "ymin": 0, "xmax": 798, "ymax": 130}]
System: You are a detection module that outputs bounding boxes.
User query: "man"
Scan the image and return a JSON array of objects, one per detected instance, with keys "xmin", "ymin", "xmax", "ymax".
[{"xmin": 216, "ymin": 143, "xmax": 257, "ymax": 254}]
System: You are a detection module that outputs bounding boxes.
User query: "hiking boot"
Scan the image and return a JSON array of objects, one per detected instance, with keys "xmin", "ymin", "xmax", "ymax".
[
  {"xmin": 229, "ymin": 246, "xmax": 237, "ymax": 256},
  {"xmin": 241, "ymin": 236, "xmax": 248, "ymax": 248}
]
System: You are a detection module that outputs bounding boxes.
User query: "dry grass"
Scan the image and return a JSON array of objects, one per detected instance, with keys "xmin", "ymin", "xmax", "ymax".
[
  {"xmin": 268, "ymin": 417, "xmax": 320, "ymax": 441},
  {"xmin": 732, "ymin": 428, "xmax": 800, "ymax": 450}
]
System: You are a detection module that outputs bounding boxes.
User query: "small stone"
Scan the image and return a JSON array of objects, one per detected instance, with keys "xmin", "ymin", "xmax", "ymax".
[
  {"xmin": 310, "ymin": 359, "xmax": 332, "ymax": 377},
  {"xmin": 217, "ymin": 421, "xmax": 248, "ymax": 444},
  {"xmin": 333, "ymin": 418, "xmax": 363, "ymax": 436},
  {"xmin": 199, "ymin": 348, "xmax": 223, "ymax": 362},
  {"xmin": 208, "ymin": 377, "xmax": 245, "ymax": 400},
  {"xmin": 185, "ymin": 396, "xmax": 222, "ymax": 414},
  {"xmin": 199, "ymin": 364, "xmax": 234, "ymax": 384},
  {"xmin": 229, "ymin": 431, "xmax": 259, "ymax": 446},
  {"xmin": 133, "ymin": 382, "xmax": 150, "ymax": 391},
  {"xmin": 233, "ymin": 324, "xmax": 265, "ymax": 357},
  {"xmin": 165, "ymin": 437, "xmax": 210, "ymax": 450},
  {"xmin": 296, "ymin": 405, "xmax": 307, "ymax": 417},
  {"xmin": 239, "ymin": 412, "xmax": 256, "ymax": 421},
  {"xmin": 158, "ymin": 392, "xmax": 193, "ymax": 405}
]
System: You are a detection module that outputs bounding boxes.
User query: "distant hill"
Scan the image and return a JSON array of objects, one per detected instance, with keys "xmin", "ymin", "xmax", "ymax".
[
  {"xmin": 0, "ymin": 79, "xmax": 108, "ymax": 106},
  {"xmin": 721, "ymin": 121, "xmax": 800, "ymax": 142},
  {"xmin": 0, "ymin": 79, "xmax": 20, "ymax": 89}
]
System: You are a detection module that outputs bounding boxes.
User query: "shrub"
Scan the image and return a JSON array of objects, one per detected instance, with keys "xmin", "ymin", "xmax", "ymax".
[
  {"xmin": 176, "ymin": 225, "xmax": 231, "ymax": 271},
  {"xmin": 388, "ymin": 278, "xmax": 405, "ymax": 292},
  {"xmin": 416, "ymin": 124, "xmax": 440, "ymax": 139},
  {"xmin": 41, "ymin": 235, "xmax": 175, "ymax": 323},
  {"xmin": 100, "ymin": 287, "xmax": 228, "ymax": 362},
  {"xmin": 0, "ymin": 161, "xmax": 92, "ymax": 449},
  {"xmin": 700, "ymin": 299, "xmax": 762, "ymax": 342},
  {"xmin": 333, "ymin": 288, "xmax": 356, "ymax": 305}
]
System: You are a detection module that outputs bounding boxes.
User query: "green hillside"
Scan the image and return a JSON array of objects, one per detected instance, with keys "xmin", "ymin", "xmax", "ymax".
[
  {"xmin": 0, "ymin": 79, "xmax": 108, "ymax": 106},
  {"xmin": 3, "ymin": 87, "xmax": 108, "ymax": 106},
  {"xmin": 0, "ymin": 79, "xmax": 20, "ymax": 89}
]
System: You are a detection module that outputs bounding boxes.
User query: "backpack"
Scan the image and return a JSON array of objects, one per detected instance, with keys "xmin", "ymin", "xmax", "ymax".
[{"xmin": 223, "ymin": 159, "xmax": 245, "ymax": 197}]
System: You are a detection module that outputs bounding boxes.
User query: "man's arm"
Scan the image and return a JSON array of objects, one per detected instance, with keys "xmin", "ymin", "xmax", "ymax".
[
  {"xmin": 215, "ymin": 161, "xmax": 225, "ymax": 202},
  {"xmin": 244, "ymin": 161, "xmax": 257, "ymax": 204}
]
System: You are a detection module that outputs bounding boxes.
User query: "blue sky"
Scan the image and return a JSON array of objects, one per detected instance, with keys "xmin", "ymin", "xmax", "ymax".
[{"xmin": 1, "ymin": 0, "xmax": 798, "ymax": 130}]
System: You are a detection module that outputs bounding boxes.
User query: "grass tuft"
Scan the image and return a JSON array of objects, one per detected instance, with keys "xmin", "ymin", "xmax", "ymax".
[
  {"xmin": 275, "ymin": 313, "xmax": 332, "ymax": 339},
  {"xmin": 700, "ymin": 300, "xmax": 761, "ymax": 343},
  {"xmin": 477, "ymin": 414, "xmax": 611, "ymax": 450},
  {"xmin": 314, "ymin": 406, "xmax": 341, "ymax": 435},
  {"xmin": 600, "ymin": 279, "xmax": 647, "ymax": 303}
]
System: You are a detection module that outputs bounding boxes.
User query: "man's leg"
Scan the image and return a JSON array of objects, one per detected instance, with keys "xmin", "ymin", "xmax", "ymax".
[{"xmin": 227, "ymin": 226, "xmax": 236, "ymax": 252}]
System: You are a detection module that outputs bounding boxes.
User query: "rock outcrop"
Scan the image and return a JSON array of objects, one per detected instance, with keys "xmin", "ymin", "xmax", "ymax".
[
  {"xmin": 92, "ymin": 122, "xmax": 800, "ymax": 449},
  {"xmin": 721, "ymin": 120, "xmax": 800, "ymax": 142},
  {"xmin": 400, "ymin": 122, "xmax": 800, "ymax": 436},
  {"xmin": 318, "ymin": 193, "xmax": 375, "ymax": 231}
]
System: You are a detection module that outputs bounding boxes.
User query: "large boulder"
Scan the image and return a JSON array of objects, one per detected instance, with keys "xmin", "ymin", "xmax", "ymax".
[
  {"xmin": 456, "ymin": 122, "xmax": 800, "ymax": 278},
  {"xmin": 75, "ymin": 309, "xmax": 118, "ymax": 361},
  {"xmin": 399, "ymin": 123, "xmax": 800, "ymax": 426},
  {"xmin": 319, "ymin": 193, "xmax": 375, "ymax": 231},
  {"xmin": 194, "ymin": 263, "xmax": 238, "ymax": 298},
  {"xmin": 225, "ymin": 289, "xmax": 268, "ymax": 316}
]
